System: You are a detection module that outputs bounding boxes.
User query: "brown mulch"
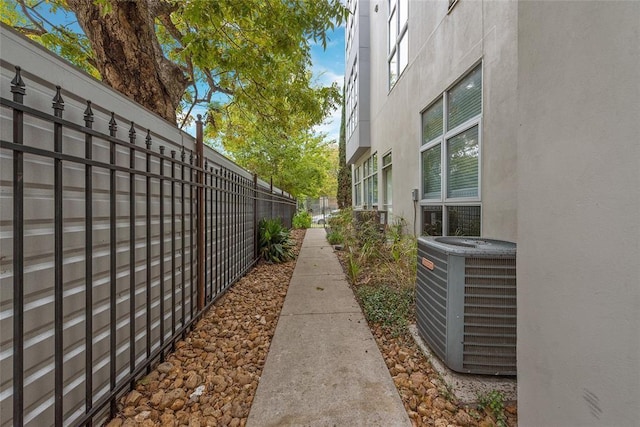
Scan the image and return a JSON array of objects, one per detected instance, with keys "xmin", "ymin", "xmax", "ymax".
[{"xmin": 107, "ymin": 229, "xmax": 305, "ymax": 427}]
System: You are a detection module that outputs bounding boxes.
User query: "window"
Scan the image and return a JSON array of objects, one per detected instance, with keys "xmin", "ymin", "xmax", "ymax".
[
  {"xmin": 382, "ymin": 152, "xmax": 392, "ymax": 213},
  {"xmin": 354, "ymin": 165, "xmax": 362, "ymax": 207},
  {"xmin": 420, "ymin": 64, "xmax": 482, "ymax": 236},
  {"xmin": 346, "ymin": 0, "xmax": 357, "ymax": 55},
  {"xmin": 363, "ymin": 153, "xmax": 378, "ymax": 208},
  {"xmin": 388, "ymin": 0, "xmax": 408, "ymax": 88},
  {"xmin": 346, "ymin": 58, "xmax": 358, "ymax": 139}
]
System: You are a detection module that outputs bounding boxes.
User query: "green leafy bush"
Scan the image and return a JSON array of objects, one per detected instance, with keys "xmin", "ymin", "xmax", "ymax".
[
  {"xmin": 292, "ymin": 210, "xmax": 312, "ymax": 229},
  {"xmin": 258, "ymin": 219, "xmax": 294, "ymax": 263},
  {"xmin": 356, "ymin": 285, "xmax": 414, "ymax": 336},
  {"xmin": 326, "ymin": 229, "xmax": 344, "ymax": 245}
]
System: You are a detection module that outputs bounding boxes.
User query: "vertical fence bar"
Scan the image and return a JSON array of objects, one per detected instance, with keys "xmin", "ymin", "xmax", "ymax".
[
  {"xmin": 10, "ymin": 67, "xmax": 25, "ymax": 427},
  {"xmin": 253, "ymin": 174, "xmax": 258, "ymax": 261},
  {"xmin": 203, "ymin": 159, "xmax": 208, "ymax": 303},
  {"xmin": 195, "ymin": 116, "xmax": 205, "ymax": 310},
  {"xmin": 189, "ymin": 151, "xmax": 195, "ymax": 319},
  {"xmin": 83, "ymin": 101, "xmax": 94, "ymax": 423},
  {"xmin": 223, "ymin": 170, "xmax": 228, "ymax": 288},
  {"xmin": 215, "ymin": 169, "xmax": 220, "ymax": 295},
  {"xmin": 128, "ymin": 122, "xmax": 136, "ymax": 387},
  {"xmin": 242, "ymin": 177, "xmax": 246, "ymax": 268},
  {"xmin": 208, "ymin": 167, "xmax": 214, "ymax": 301},
  {"xmin": 180, "ymin": 149, "xmax": 186, "ymax": 334},
  {"xmin": 233, "ymin": 174, "xmax": 237, "ymax": 279},
  {"xmin": 108, "ymin": 113, "xmax": 117, "ymax": 418},
  {"xmin": 170, "ymin": 150, "xmax": 176, "ymax": 340},
  {"xmin": 159, "ymin": 146, "xmax": 165, "ymax": 359},
  {"xmin": 52, "ymin": 86, "xmax": 65, "ymax": 427},
  {"xmin": 145, "ymin": 131, "xmax": 152, "ymax": 367}
]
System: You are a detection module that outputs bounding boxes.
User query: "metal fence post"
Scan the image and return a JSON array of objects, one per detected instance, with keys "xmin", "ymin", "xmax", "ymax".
[
  {"xmin": 11, "ymin": 65, "xmax": 25, "ymax": 427},
  {"xmin": 196, "ymin": 115, "xmax": 205, "ymax": 311},
  {"xmin": 253, "ymin": 174, "xmax": 258, "ymax": 260},
  {"xmin": 52, "ymin": 85, "xmax": 65, "ymax": 426}
]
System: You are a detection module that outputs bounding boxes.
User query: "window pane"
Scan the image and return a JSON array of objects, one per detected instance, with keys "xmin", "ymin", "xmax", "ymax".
[
  {"xmin": 384, "ymin": 166, "xmax": 392, "ymax": 210},
  {"xmin": 399, "ymin": 0, "xmax": 408, "ymax": 26},
  {"xmin": 355, "ymin": 183, "xmax": 362, "ymax": 205},
  {"xmin": 422, "ymin": 206, "xmax": 443, "ymax": 236},
  {"xmin": 364, "ymin": 179, "xmax": 369, "ymax": 206},
  {"xmin": 383, "ymin": 152, "xmax": 392, "ymax": 167},
  {"xmin": 399, "ymin": 32, "xmax": 408, "ymax": 74},
  {"xmin": 447, "ymin": 126, "xmax": 479, "ymax": 198},
  {"xmin": 389, "ymin": 10, "xmax": 397, "ymax": 53},
  {"xmin": 373, "ymin": 153, "xmax": 378, "ymax": 172},
  {"xmin": 447, "ymin": 65, "xmax": 482, "ymax": 130},
  {"xmin": 447, "ymin": 205, "xmax": 481, "ymax": 236},
  {"xmin": 373, "ymin": 174, "xmax": 378, "ymax": 204},
  {"xmin": 389, "ymin": 52, "xmax": 398, "ymax": 87},
  {"xmin": 422, "ymin": 144, "xmax": 441, "ymax": 199},
  {"xmin": 422, "ymin": 98, "xmax": 443, "ymax": 144}
]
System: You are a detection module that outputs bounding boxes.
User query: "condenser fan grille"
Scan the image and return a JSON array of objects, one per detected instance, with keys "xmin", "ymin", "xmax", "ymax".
[{"xmin": 462, "ymin": 257, "xmax": 516, "ymax": 374}]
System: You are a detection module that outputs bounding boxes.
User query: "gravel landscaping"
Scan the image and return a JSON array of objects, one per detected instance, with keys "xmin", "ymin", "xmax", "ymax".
[
  {"xmin": 107, "ymin": 225, "xmax": 517, "ymax": 427},
  {"xmin": 107, "ymin": 229, "xmax": 305, "ymax": 427}
]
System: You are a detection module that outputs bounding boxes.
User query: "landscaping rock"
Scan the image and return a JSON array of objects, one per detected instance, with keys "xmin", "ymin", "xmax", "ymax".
[{"xmin": 107, "ymin": 230, "xmax": 304, "ymax": 427}]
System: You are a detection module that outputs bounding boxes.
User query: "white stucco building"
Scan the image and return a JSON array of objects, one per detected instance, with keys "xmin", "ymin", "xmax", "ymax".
[{"xmin": 346, "ymin": 1, "xmax": 639, "ymax": 425}]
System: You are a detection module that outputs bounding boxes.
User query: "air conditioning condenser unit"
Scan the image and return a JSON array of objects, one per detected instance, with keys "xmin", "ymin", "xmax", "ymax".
[{"xmin": 416, "ymin": 237, "xmax": 517, "ymax": 375}]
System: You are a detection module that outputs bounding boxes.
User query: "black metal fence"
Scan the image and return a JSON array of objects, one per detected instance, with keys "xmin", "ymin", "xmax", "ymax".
[{"xmin": 0, "ymin": 66, "xmax": 296, "ymax": 426}]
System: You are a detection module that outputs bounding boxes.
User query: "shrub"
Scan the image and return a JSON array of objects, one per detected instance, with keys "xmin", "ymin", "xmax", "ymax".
[
  {"xmin": 326, "ymin": 229, "xmax": 344, "ymax": 245},
  {"xmin": 356, "ymin": 285, "xmax": 414, "ymax": 336},
  {"xmin": 258, "ymin": 218, "xmax": 294, "ymax": 263},
  {"xmin": 292, "ymin": 210, "xmax": 312, "ymax": 229}
]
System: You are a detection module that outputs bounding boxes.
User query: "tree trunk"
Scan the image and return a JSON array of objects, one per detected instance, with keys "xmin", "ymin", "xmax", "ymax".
[{"xmin": 67, "ymin": 0, "xmax": 188, "ymax": 124}]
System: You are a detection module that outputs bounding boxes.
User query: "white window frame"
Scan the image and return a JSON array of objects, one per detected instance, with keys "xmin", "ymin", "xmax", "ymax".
[
  {"xmin": 419, "ymin": 64, "xmax": 483, "ymax": 236},
  {"xmin": 362, "ymin": 152, "xmax": 378, "ymax": 209},
  {"xmin": 353, "ymin": 164, "xmax": 362, "ymax": 207},
  {"xmin": 388, "ymin": 0, "xmax": 408, "ymax": 89},
  {"xmin": 346, "ymin": 58, "xmax": 358, "ymax": 140},
  {"xmin": 382, "ymin": 151, "xmax": 392, "ymax": 213}
]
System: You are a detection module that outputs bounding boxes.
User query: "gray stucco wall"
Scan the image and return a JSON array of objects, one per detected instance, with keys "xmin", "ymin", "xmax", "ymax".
[
  {"xmin": 355, "ymin": 0, "xmax": 518, "ymax": 240},
  {"xmin": 516, "ymin": 2, "xmax": 640, "ymax": 425}
]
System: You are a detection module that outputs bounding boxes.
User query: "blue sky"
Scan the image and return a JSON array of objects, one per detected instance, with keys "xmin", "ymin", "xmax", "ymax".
[{"xmin": 310, "ymin": 27, "xmax": 345, "ymax": 144}]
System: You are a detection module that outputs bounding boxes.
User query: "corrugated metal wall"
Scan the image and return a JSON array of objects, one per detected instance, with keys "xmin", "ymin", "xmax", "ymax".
[{"xmin": 0, "ymin": 25, "xmax": 295, "ymax": 426}]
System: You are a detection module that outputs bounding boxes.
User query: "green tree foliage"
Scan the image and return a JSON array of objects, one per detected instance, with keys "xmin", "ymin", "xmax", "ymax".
[
  {"xmin": 1, "ymin": 0, "xmax": 99, "ymax": 78},
  {"xmin": 2, "ymin": 0, "xmax": 345, "ymax": 130},
  {"xmin": 3, "ymin": 0, "xmax": 345, "ymax": 197},
  {"xmin": 218, "ymin": 120, "xmax": 336, "ymax": 197}
]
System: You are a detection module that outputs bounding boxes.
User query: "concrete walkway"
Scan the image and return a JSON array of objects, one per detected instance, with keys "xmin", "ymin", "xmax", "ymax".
[{"xmin": 246, "ymin": 228, "xmax": 411, "ymax": 427}]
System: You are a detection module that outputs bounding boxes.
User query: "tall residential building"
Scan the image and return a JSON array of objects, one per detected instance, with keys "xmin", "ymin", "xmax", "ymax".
[
  {"xmin": 346, "ymin": 1, "xmax": 640, "ymax": 426},
  {"xmin": 346, "ymin": 0, "xmax": 517, "ymax": 241}
]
